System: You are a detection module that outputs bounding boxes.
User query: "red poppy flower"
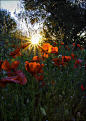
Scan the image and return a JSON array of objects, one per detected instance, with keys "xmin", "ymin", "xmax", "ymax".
[
  {"xmin": 0, "ymin": 72, "xmax": 27, "ymax": 87},
  {"xmin": 61, "ymin": 42, "xmax": 64, "ymax": 45},
  {"xmin": 12, "ymin": 44, "xmax": 16, "ymax": 48},
  {"xmin": 71, "ymin": 53, "xmax": 75, "ymax": 59},
  {"xmin": 85, "ymin": 64, "xmax": 86, "ymax": 70},
  {"xmin": 74, "ymin": 59, "xmax": 82, "ymax": 68},
  {"xmin": 62, "ymin": 55, "xmax": 71, "ymax": 62},
  {"xmin": 65, "ymin": 45, "xmax": 68, "ymax": 48},
  {"xmin": 74, "ymin": 64, "xmax": 77, "ymax": 68},
  {"xmin": 59, "ymin": 61, "xmax": 65, "ymax": 67},
  {"xmin": 51, "ymin": 47, "xmax": 58, "ymax": 54},
  {"xmin": 81, "ymin": 85, "xmax": 86, "ymax": 91},
  {"xmin": 33, "ymin": 74, "xmax": 44, "ymax": 82},
  {"xmin": 73, "ymin": 43, "xmax": 75, "ymax": 47},
  {"xmin": 71, "ymin": 53, "xmax": 78, "ymax": 59},
  {"xmin": 61, "ymin": 56, "xmax": 71, "ymax": 66},
  {"xmin": 38, "ymin": 45, "xmax": 50, "ymax": 58},
  {"xmin": 80, "ymin": 47, "xmax": 83, "ymax": 50},
  {"xmin": 5, "ymin": 42, "xmax": 8, "ymax": 44},
  {"xmin": 52, "ymin": 58, "xmax": 64, "ymax": 68},
  {"xmin": 13, "ymin": 70, "xmax": 24, "ymax": 75},
  {"xmin": 1, "ymin": 60, "xmax": 20, "ymax": 71},
  {"xmin": 42, "ymin": 43, "xmax": 53, "ymax": 53},
  {"xmin": 68, "ymin": 48, "xmax": 70, "ymax": 51},
  {"xmin": 25, "ymin": 61, "xmax": 44, "ymax": 75},
  {"xmin": 75, "ymin": 59, "xmax": 82, "ymax": 64},
  {"xmin": 77, "ymin": 44, "xmax": 80, "ymax": 47},
  {"xmin": 20, "ymin": 43, "xmax": 30, "ymax": 49},
  {"xmin": 8, "ymin": 52, "xmax": 15, "ymax": 58},
  {"xmin": 42, "ymin": 53, "xmax": 49, "ymax": 59},
  {"xmin": 52, "ymin": 58, "xmax": 60, "ymax": 65},
  {"xmin": 8, "ymin": 46, "xmax": 22, "ymax": 58},
  {"xmin": 14, "ymin": 46, "xmax": 22, "ymax": 56},
  {"xmin": 59, "ymin": 46, "xmax": 61, "ymax": 50},
  {"xmin": 42, "ymin": 43, "xmax": 52, "ymax": 50},
  {"xmin": 14, "ymin": 71, "xmax": 27, "ymax": 85},
  {"xmin": 81, "ymin": 85, "xmax": 84, "ymax": 91},
  {"xmin": 0, "ymin": 60, "xmax": 3, "ymax": 72},
  {"xmin": 32, "ymin": 56, "xmax": 40, "ymax": 62},
  {"xmin": 54, "ymin": 42, "xmax": 56, "ymax": 46},
  {"xmin": 1, "ymin": 60, "xmax": 20, "ymax": 76}
]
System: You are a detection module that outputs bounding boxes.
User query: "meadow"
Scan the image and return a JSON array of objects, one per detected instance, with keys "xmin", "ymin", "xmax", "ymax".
[{"xmin": 0, "ymin": 33, "xmax": 86, "ymax": 121}]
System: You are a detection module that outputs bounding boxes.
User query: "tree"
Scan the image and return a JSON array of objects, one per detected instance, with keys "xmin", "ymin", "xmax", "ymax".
[
  {"xmin": 22, "ymin": 0, "xmax": 86, "ymax": 44},
  {"xmin": 0, "ymin": 9, "xmax": 17, "ymax": 34}
]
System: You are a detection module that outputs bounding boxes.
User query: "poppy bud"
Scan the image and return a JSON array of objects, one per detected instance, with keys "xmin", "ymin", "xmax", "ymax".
[
  {"xmin": 40, "ymin": 107, "xmax": 46, "ymax": 116},
  {"xmin": 77, "ymin": 112, "xmax": 80, "ymax": 117}
]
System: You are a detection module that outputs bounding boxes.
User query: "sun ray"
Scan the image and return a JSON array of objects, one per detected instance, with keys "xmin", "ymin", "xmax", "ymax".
[
  {"xmin": 28, "ymin": 44, "xmax": 34, "ymax": 56},
  {"xmin": 31, "ymin": 34, "xmax": 42, "ymax": 45},
  {"xmin": 21, "ymin": 33, "xmax": 45, "ymax": 56},
  {"xmin": 36, "ymin": 45, "xmax": 42, "ymax": 57}
]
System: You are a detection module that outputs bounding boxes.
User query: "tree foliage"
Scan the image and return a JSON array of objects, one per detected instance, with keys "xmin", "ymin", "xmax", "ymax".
[
  {"xmin": 0, "ymin": 9, "xmax": 17, "ymax": 34},
  {"xmin": 22, "ymin": 0, "xmax": 86, "ymax": 44}
]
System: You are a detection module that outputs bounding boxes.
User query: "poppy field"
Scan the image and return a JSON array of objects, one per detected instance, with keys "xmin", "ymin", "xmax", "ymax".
[{"xmin": 0, "ymin": 33, "xmax": 86, "ymax": 121}]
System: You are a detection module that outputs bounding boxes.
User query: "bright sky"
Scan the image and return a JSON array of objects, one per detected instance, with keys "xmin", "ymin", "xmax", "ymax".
[
  {"xmin": 1, "ymin": 0, "xmax": 23, "ymax": 28},
  {"xmin": 1, "ymin": 0, "xmax": 20, "ymax": 16},
  {"xmin": 0, "ymin": 0, "xmax": 43, "ymax": 37}
]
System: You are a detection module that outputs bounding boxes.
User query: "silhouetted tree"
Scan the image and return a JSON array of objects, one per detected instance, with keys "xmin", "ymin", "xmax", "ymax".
[
  {"xmin": 0, "ymin": 9, "xmax": 17, "ymax": 34},
  {"xmin": 22, "ymin": 0, "xmax": 86, "ymax": 44}
]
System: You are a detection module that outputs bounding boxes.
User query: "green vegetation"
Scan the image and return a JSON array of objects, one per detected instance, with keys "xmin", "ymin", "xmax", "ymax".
[
  {"xmin": 0, "ymin": 1, "xmax": 86, "ymax": 120},
  {"xmin": 0, "ymin": 33, "xmax": 86, "ymax": 121}
]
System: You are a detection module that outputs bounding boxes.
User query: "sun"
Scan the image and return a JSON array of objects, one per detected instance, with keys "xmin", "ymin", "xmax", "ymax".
[
  {"xmin": 21, "ymin": 33, "xmax": 44, "ymax": 56},
  {"xmin": 31, "ymin": 34, "xmax": 42, "ymax": 44},
  {"xmin": 30, "ymin": 34, "xmax": 42, "ymax": 56}
]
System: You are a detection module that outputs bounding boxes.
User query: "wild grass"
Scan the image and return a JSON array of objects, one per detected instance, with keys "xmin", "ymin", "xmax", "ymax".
[{"xmin": 0, "ymin": 33, "xmax": 86, "ymax": 121}]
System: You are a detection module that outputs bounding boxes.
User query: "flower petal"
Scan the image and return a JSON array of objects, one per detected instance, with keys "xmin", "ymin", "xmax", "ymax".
[
  {"xmin": 11, "ymin": 61, "xmax": 20, "ymax": 70},
  {"xmin": 1, "ymin": 60, "xmax": 11, "ymax": 71}
]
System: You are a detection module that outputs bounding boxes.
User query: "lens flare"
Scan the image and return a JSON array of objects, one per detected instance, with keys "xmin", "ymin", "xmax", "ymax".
[
  {"xmin": 31, "ymin": 34, "xmax": 42, "ymax": 44},
  {"xmin": 21, "ymin": 33, "xmax": 44, "ymax": 57}
]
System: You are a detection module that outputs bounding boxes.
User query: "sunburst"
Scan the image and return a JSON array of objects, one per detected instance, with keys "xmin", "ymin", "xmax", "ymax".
[
  {"xmin": 31, "ymin": 34, "xmax": 42, "ymax": 44},
  {"xmin": 21, "ymin": 33, "xmax": 45, "ymax": 57}
]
